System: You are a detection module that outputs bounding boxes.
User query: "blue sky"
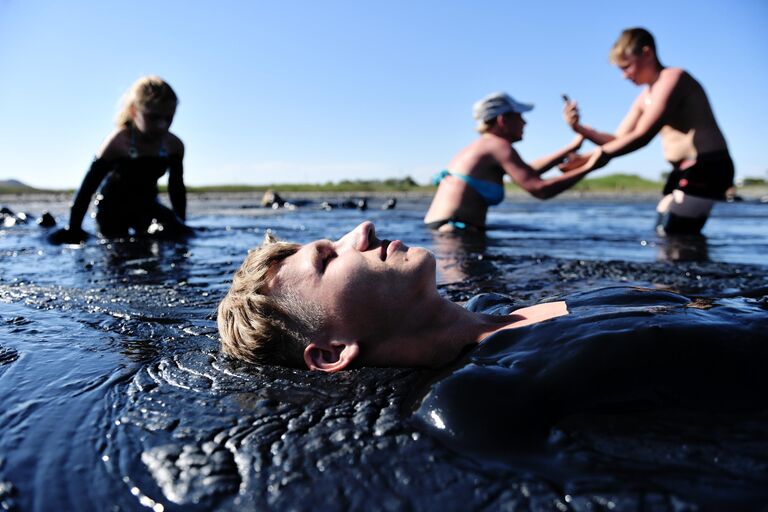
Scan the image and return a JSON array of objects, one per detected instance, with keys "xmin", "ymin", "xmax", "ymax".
[{"xmin": 1, "ymin": 0, "xmax": 766, "ymax": 189}]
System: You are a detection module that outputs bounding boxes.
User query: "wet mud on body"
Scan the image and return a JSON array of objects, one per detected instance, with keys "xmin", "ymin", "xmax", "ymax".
[{"xmin": 0, "ymin": 194, "xmax": 767, "ymax": 510}]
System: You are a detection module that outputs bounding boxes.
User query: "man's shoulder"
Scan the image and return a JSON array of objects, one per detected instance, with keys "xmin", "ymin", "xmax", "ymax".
[{"xmin": 660, "ymin": 67, "xmax": 695, "ymax": 86}]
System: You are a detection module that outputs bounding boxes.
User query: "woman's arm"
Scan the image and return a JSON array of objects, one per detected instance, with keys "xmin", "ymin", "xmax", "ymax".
[
  {"xmin": 529, "ymin": 135, "xmax": 584, "ymax": 175},
  {"xmin": 48, "ymin": 158, "xmax": 112, "ymax": 244},
  {"xmin": 48, "ymin": 130, "xmax": 126, "ymax": 244},
  {"xmin": 497, "ymin": 144, "xmax": 599, "ymax": 200},
  {"xmin": 67, "ymin": 158, "xmax": 112, "ymax": 231},
  {"xmin": 167, "ymin": 157, "xmax": 187, "ymax": 222},
  {"xmin": 166, "ymin": 135, "xmax": 187, "ymax": 223}
]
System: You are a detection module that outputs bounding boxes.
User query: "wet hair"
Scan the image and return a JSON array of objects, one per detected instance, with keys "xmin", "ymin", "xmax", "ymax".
[
  {"xmin": 217, "ymin": 233, "xmax": 321, "ymax": 367},
  {"xmin": 476, "ymin": 118, "xmax": 494, "ymax": 134},
  {"xmin": 476, "ymin": 113, "xmax": 516, "ymax": 134},
  {"xmin": 610, "ymin": 27, "xmax": 659, "ymax": 65},
  {"xmin": 115, "ymin": 76, "xmax": 179, "ymax": 127}
]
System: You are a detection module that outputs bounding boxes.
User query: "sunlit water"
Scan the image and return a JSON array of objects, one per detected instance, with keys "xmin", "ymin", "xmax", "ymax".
[{"xmin": 1, "ymin": 193, "xmax": 767, "ymax": 510}]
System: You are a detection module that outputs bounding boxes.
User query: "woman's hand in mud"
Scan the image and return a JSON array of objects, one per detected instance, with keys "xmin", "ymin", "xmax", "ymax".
[{"xmin": 48, "ymin": 227, "xmax": 89, "ymax": 245}]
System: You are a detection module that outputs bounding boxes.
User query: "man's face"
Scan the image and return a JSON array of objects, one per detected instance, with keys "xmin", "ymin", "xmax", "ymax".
[
  {"xmin": 270, "ymin": 221, "xmax": 436, "ymax": 343},
  {"xmin": 616, "ymin": 48, "xmax": 655, "ymax": 85}
]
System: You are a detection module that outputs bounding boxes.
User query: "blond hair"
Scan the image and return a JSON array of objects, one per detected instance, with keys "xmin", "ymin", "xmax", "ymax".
[
  {"xmin": 476, "ymin": 119, "xmax": 493, "ymax": 134},
  {"xmin": 609, "ymin": 27, "xmax": 659, "ymax": 65},
  {"xmin": 115, "ymin": 76, "xmax": 178, "ymax": 127},
  {"xmin": 217, "ymin": 234, "xmax": 321, "ymax": 367}
]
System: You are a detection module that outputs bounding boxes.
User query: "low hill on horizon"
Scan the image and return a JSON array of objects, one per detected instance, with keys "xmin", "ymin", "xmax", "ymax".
[{"xmin": 0, "ymin": 178, "xmax": 40, "ymax": 193}]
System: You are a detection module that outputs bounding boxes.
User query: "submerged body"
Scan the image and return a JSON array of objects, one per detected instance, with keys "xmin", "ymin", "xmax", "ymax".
[
  {"xmin": 85, "ymin": 128, "xmax": 187, "ymax": 238},
  {"xmin": 424, "ymin": 92, "xmax": 587, "ymax": 232},
  {"xmin": 416, "ymin": 287, "xmax": 768, "ymax": 449}
]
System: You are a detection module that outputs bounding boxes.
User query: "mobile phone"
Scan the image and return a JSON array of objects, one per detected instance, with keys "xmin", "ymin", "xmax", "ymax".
[{"xmin": 562, "ymin": 94, "xmax": 570, "ymax": 103}]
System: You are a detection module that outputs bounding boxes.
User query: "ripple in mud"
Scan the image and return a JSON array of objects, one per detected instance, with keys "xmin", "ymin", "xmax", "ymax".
[
  {"xmin": 445, "ymin": 254, "xmax": 768, "ymax": 302},
  {"xmin": 0, "ymin": 346, "xmax": 19, "ymax": 366},
  {"xmin": 99, "ymin": 347, "xmax": 712, "ymax": 511},
  {"xmin": 0, "ymin": 346, "xmax": 19, "ymax": 380},
  {"xmin": 2, "ymin": 198, "xmax": 767, "ymax": 511},
  {"xmin": 0, "ymin": 457, "xmax": 17, "ymax": 512}
]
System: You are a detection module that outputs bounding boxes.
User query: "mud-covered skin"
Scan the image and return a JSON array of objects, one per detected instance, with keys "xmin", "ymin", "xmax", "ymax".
[
  {"xmin": 415, "ymin": 288, "xmax": 768, "ymax": 508},
  {"xmin": 1, "ymin": 196, "xmax": 767, "ymax": 510}
]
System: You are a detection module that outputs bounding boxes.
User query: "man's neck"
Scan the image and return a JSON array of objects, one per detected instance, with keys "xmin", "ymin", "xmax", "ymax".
[
  {"xmin": 646, "ymin": 63, "xmax": 665, "ymax": 86},
  {"xmin": 382, "ymin": 298, "xmax": 569, "ymax": 368}
]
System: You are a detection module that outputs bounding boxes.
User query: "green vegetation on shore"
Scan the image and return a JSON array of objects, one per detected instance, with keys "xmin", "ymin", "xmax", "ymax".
[
  {"xmin": 2, "ymin": 174, "xmax": 766, "ymax": 196},
  {"xmin": 184, "ymin": 176, "xmax": 431, "ymax": 194},
  {"xmin": 572, "ymin": 173, "xmax": 661, "ymax": 192}
]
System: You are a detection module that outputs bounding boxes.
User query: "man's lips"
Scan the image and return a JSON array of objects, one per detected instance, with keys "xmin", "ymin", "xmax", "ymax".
[
  {"xmin": 380, "ymin": 240, "xmax": 390, "ymax": 261},
  {"xmin": 380, "ymin": 240, "xmax": 405, "ymax": 261}
]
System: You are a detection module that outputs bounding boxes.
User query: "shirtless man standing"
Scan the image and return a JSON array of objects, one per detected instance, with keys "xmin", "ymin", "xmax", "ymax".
[{"xmin": 563, "ymin": 27, "xmax": 734, "ymax": 234}]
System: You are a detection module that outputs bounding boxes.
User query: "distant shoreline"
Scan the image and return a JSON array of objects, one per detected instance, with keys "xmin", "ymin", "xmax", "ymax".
[
  {"xmin": 2, "ymin": 173, "xmax": 767, "ymax": 201},
  {"xmin": 3, "ymin": 188, "xmax": 767, "ymax": 204}
]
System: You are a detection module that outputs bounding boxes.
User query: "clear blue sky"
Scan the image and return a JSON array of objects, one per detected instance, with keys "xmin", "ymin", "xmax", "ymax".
[{"xmin": 1, "ymin": 0, "xmax": 766, "ymax": 189}]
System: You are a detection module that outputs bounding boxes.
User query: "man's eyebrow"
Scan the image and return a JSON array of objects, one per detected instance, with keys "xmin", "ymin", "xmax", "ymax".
[{"xmin": 264, "ymin": 258, "xmax": 288, "ymax": 293}]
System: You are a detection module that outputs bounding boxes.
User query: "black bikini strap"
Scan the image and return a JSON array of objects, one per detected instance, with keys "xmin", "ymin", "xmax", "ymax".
[{"xmin": 128, "ymin": 124, "xmax": 138, "ymax": 159}]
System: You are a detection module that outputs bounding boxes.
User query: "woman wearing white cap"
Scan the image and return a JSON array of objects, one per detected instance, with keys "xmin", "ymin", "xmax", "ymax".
[{"xmin": 424, "ymin": 92, "xmax": 592, "ymax": 232}]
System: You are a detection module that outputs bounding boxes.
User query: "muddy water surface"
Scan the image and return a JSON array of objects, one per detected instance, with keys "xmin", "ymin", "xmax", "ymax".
[{"xmin": 1, "ymin": 194, "xmax": 767, "ymax": 511}]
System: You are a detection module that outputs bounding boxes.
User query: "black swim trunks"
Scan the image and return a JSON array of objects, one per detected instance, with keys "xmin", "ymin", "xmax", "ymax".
[{"xmin": 662, "ymin": 150, "xmax": 734, "ymax": 200}]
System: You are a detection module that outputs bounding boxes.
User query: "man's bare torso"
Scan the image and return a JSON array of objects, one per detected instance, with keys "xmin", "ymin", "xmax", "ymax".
[{"xmin": 645, "ymin": 69, "xmax": 728, "ymax": 164}]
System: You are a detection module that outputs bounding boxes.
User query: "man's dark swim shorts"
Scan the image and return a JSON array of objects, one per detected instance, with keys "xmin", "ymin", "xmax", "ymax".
[{"xmin": 662, "ymin": 150, "xmax": 734, "ymax": 200}]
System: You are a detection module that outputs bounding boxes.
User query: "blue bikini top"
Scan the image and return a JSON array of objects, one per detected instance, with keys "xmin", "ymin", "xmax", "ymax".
[{"xmin": 433, "ymin": 170, "xmax": 505, "ymax": 206}]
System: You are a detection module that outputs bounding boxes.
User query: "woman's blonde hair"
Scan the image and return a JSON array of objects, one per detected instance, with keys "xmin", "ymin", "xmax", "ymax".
[
  {"xmin": 115, "ymin": 76, "xmax": 178, "ymax": 127},
  {"xmin": 217, "ymin": 233, "xmax": 322, "ymax": 367},
  {"xmin": 609, "ymin": 27, "xmax": 659, "ymax": 65}
]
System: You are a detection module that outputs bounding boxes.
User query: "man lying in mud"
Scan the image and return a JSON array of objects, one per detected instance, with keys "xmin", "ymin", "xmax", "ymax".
[
  {"xmin": 218, "ymin": 221, "xmax": 571, "ymax": 370},
  {"xmin": 217, "ymin": 221, "xmax": 768, "ymax": 426}
]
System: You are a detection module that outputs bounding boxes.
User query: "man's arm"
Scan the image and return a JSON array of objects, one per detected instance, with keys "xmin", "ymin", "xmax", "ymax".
[
  {"xmin": 601, "ymin": 69, "xmax": 682, "ymax": 158},
  {"xmin": 564, "ymin": 101, "xmax": 619, "ymax": 145}
]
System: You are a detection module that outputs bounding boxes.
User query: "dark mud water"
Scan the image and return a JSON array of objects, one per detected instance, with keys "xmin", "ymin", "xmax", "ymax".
[{"xmin": 1, "ymin": 193, "xmax": 767, "ymax": 511}]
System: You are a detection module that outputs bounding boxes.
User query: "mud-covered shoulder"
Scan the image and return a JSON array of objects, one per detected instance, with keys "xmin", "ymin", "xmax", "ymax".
[{"xmin": 96, "ymin": 126, "xmax": 132, "ymax": 160}]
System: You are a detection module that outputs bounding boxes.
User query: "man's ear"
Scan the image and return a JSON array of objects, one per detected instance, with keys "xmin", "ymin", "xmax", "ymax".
[{"xmin": 303, "ymin": 339, "xmax": 360, "ymax": 372}]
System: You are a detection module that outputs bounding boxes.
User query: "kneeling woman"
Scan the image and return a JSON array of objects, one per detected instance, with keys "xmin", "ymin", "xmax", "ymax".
[
  {"xmin": 50, "ymin": 76, "xmax": 191, "ymax": 243},
  {"xmin": 424, "ymin": 92, "xmax": 590, "ymax": 232}
]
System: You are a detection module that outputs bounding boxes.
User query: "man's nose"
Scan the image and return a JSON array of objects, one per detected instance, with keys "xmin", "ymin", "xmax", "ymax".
[{"xmin": 337, "ymin": 221, "xmax": 375, "ymax": 252}]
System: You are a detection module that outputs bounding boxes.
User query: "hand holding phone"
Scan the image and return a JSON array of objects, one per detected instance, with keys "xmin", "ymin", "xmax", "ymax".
[{"xmin": 562, "ymin": 94, "xmax": 579, "ymax": 128}]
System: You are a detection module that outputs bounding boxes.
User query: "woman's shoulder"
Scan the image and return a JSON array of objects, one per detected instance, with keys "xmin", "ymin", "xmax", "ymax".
[
  {"xmin": 164, "ymin": 132, "xmax": 185, "ymax": 157},
  {"xmin": 95, "ymin": 127, "xmax": 131, "ymax": 160},
  {"xmin": 452, "ymin": 135, "xmax": 512, "ymax": 171}
]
